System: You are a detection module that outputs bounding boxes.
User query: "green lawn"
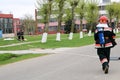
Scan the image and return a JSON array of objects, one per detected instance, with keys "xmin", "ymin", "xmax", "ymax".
[
  {"xmin": 0, "ymin": 33, "xmax": 94, "ymax": 50},
  {"xmin": 0, "ymin": 33, "xmax": 94, "ymax": 66},
  {"xmin": 0, "ymin": 33, "xmax": 120, "ymax": 66},
  {"xmin": 0, "ymin": 53, "xmax": 48, "ymax": 66}
]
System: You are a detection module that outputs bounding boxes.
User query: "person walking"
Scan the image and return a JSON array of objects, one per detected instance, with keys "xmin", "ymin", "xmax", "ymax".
[
  {"xmin": 94, "ymin": 16, "xmax": 117, "ymax": 74},
  {"xmin": 17, "ymin": 29, "xmax": 24, "ymax": 41}
]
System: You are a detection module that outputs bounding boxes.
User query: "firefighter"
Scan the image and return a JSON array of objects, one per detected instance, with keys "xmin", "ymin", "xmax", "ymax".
[{"xmin": 94, "ymin": 16, "xmax": 117, "ymax": 74}]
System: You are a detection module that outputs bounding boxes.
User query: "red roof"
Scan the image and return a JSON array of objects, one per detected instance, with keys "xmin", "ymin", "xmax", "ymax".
[{"xmin": 0, "ymin": 14, "xmax": 13, "ymax": 18}]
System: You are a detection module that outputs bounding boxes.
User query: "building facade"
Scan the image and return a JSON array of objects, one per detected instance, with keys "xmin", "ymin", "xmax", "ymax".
[
  {"xmin": 13, "ymin": 18, "xmax": 21, "ymax": 35},
  {"xmin": 0, "ymin": 14, "xmax": 13, "ymax": 34},
  {"xmin": 98, "ymin": 0, "xmax": 111, "ymax": 15},
  {"xmin": 98, "ymin": 0, "xmax": 120, "ymax": 15},
  {"xmin": 0, "ymin": 13, "xmax": 21, "ymax": 35}
]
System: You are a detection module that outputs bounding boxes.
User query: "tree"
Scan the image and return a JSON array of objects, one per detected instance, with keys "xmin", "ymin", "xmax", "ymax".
[
  {"xmin": 53, "ymin": 0, "xmax": 67, "ymax": 41},
  {"xmin": 64, "ymin": 5, "xmax": 72, "ymax": 34},
  {"xmin": 64, "ymin": 18, "xmax": 72, "ymax": 34},
  {"xmin": 112, "ymin": 2, "xmax": 120, "ymax": 33},
  {"xmin": 36, "ymin": 0, "xmax": 53, "ymax": 43},
  {"xmin": 106, "ymin": 2, "xmax": 120, "ymax": 33},
  {"xmin": 86, "ymin": 0, "xmax": 99, "ymax": 36},
  {"xmin": 68, "ymin": 0, "xmax": 79, "ymax": 40},
  {"xmin": 106, "ymin": 3, "xmax": 115, "ymax": 29},
  {"xmin": 76, "ymin": 0, "xmax": 86, "ymax": 38},
  {"xmin": 21, "ymin": 14, "xmax": 35, "ymax": 35}
]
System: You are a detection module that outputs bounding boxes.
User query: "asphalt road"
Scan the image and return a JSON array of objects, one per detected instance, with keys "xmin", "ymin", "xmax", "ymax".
[{"xmin": 0, "ymin": 39, "xmax": 120, "ymax": 80}]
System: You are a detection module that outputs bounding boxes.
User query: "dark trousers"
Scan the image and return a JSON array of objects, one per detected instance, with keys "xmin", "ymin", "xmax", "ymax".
[
  {"xmin": 18, "ymin": 35, "xmax": 24, "ymax": 41},
  {"xmin": 18, "ymin": 36, "xmax": 21, "ymax": 40},
  {"xmin": 97, "ymin": 48, "xmax": 111, "ymax": 63}
]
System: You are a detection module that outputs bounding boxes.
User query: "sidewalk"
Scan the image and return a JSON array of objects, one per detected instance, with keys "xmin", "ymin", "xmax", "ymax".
[
  {"xmin": 0, "ymin": 47, "xmax": 75, "ymax": 54},
  {"xmin": 0, "ymin": 40, "xmax": 40, "ymax": 48},
  {"xmin": 0, "ymin": 39, "xmax": 76, "ymax": 54},
  {"xmin": 0, "ymin": 38, "xmax": 120, "ymax": 55}
]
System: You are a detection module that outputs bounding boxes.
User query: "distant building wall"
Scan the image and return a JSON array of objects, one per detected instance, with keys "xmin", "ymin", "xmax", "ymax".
[
  {"xmin": 0, "ymin": 13, "xmax": 14, "ymax": 34},
  {"xmin": 13, "ymin": 18, "xmax": 21, "ymax": 35}
]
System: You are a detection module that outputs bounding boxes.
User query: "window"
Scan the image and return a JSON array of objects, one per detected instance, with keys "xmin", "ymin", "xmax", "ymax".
[
  {"xmin": 50, "ymin": 18, "xmax": 57, "ymax": 22},
  {"xmin": 61, "ymin": 26, "xmax": 64, "ymax": 30},
  {"xmin": 4, "ymin": 18, "xmax": 8, "ymax": 23},
  {"xmin": 102, "ymin": 0, "xmax": 110, "ymax": 3},
  {"xmin": 48, "ymin": 26, "xmax": 53, "ymax": 31},
  {"xmin": 0, "ymin": 18, "xmax": 3, "ymax": 23},
  {"xmin": 99, "ymin": 6, "xmax": 105, "ymax": 10},
  {"xmin": 38, "ymin": 27, "xmax": 42, "ymax": 32},
  {"xmin": 9, "ymin": 19, "xmax": 13, "ymax": 23}
]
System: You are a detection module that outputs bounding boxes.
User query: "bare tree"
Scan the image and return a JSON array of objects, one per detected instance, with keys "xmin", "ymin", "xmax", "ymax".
[{"xmin": 21, "ymin": 14, "xmax": 35, "ymax": 35}]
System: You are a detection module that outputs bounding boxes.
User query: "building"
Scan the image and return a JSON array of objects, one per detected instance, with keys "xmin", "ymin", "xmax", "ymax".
[
  {"xmin": 0, "ymin": 13, "xmax": 21, "ymax": 34},
  {"xmin": 98, "ymin": 0, "xmax": 111, "ymax": 15},
  {"xmin": 0, "ymin": 13, "xmax": 13, "ymax": 34},
  {"xmin": 0, "ymin": 13, "xmax": 21, "ymax": 38},
  {"xmin": 98, "ymin": 0, "xmax": 120, "ymax": 15},
  {"xmin": 13, "ymin": 18, "xmax": 21, "ymax": 35}
]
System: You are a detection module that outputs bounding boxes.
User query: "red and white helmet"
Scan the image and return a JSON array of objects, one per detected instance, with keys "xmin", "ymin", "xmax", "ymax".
[{"xmin": 99, "ymin": 16, "xmax": 108, "ymax": 23}]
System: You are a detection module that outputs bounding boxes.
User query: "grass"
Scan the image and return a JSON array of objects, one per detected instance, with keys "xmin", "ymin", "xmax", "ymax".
[
  {"xmin": 0, "ymin": 33, "xmax": 94, "ymax": 65},
  {"xmin": 0, "ymin": 33, "xmax": 120, "ymax": 66},
  {"xmin": 0, "ymin": 53, "xmax": 47, "ymax": 66},
  {"xmin": 0, "ymin": 35, "xmax": 41, "ymax": 46},
  {"xmin": 0, "ymin": 33, "xmax": 94, "ymax": 50}
]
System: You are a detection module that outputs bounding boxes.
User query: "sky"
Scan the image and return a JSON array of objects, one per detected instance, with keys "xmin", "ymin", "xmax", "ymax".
[
  {"xmin": 0, "ymin": 0, "xmax": 38, "ymax": 19},
  {"xmin": 0, "ymin": 0, "xmax": 119, "ymax": 19}
]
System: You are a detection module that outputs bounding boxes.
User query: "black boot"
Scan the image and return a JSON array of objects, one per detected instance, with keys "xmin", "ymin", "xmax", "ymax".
[{"xmin": 102, "ymin": 62, "xmax": 109, "ymax": 74}]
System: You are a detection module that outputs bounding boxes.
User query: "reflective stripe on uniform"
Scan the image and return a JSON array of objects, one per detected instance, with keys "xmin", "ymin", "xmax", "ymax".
[
  {"xmin": 105, "ymin": 42, "xmax": 113, "ymax": 47},
  {"xmin": 101, "ymin": 58, "xmax": 108, "ymax": 64}
]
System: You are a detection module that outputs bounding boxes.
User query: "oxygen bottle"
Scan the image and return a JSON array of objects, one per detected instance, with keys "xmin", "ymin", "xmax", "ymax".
[{"xmin": 97, "ymin": 27, "xmax": 105, "ymax": 47}]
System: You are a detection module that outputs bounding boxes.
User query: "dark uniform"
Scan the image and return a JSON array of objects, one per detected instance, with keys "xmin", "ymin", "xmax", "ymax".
[
  {"xmin": 17, "ymin": 30, "xmax": 24, "ymax": 41},
  {"xmin": 94, "ymin": 16, "xmax": 117, "ymax": 74}
]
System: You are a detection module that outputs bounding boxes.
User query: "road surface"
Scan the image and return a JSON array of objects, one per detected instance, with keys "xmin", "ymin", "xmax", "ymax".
[{"xmin": 0, "ymin": 39, "xmax": 120, "ymax": 80}]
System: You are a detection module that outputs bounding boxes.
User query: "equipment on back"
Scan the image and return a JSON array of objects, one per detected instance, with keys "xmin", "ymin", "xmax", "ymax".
[{"xmin": 97, "ymin": 27, "xmax": 105, "ymax": 47}]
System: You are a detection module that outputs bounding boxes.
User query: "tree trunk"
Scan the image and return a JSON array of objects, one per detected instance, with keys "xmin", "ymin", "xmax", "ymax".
[
  {"xmin": 41, "ymin": 32, "xmax": 48, "ymax": 43},
  {"xmin": 68, "ymin": 32, "xmax": 73, "ymax": 40},
  {"xmin": 88, "ymin": 24, "xmax": 92, "ymax": 36},
  {"xmin": 79, "ymin": 19, "xmax": 83, "ymax": 38},
  {"xmin": 80, "ymin": 31, "xmax": 83, "ymax": 38},
  {"xmin": 69, "ymin": 4, "xmax": 75, "ymax": 40},
  {"xmin": 41, "ymin": 23, "xmax": 48, "ymax": 43},
  {"xmin": 56, "ymin": 11, "xmax": 62, "ymax": 41},
  {"xmin": 88, "ymin": 30, "xmax": 92, "ymax": 36},
  {"xmin": 56, "ymin": 32, "xmax": 61, "ymax": 41},
  {"xmin": 41, "ymin": 0, "xmax": 52, "ymax": 43}
]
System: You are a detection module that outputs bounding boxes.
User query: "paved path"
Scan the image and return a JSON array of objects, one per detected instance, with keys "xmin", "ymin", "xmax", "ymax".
[
  {"xmin": 0, "ymin": 40, "xmax": 40, "ymax": 48},
  {"xmin": 0, "ymin": 39, "xmax": 120, "ymax": 80}
]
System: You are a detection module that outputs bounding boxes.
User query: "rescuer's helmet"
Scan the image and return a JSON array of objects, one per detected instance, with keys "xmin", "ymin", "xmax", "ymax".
[{"xmin": 99, "ymin": 16, "xmax": 108, "ymax": 23}]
